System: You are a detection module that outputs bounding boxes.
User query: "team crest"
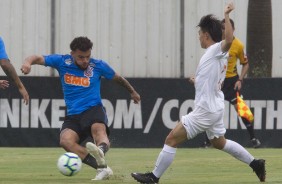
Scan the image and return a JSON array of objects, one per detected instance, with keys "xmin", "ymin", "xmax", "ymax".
[{"xmin": 84, "ymin": 65, "xmax": 93, "ymax": 77}]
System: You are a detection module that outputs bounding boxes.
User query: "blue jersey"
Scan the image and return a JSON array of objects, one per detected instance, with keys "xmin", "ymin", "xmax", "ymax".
[
  {"xmin": 44, "ymin": 54, "xmax": 115, "ymax": 115},
  {"xmin": 0, "ymin": 37, "xmax": 9, "ymax": 60}
]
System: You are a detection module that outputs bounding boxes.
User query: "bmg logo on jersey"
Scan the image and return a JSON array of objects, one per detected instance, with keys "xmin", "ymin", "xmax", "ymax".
[{"xmin": 64, "ymin": 73, "xmax": 90, "ymax": 87}]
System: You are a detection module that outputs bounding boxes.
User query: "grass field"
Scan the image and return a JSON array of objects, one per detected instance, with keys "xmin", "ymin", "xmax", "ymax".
[{"xmin": 0, "ymin": 148, "xmax": 281, "ymax": 184}]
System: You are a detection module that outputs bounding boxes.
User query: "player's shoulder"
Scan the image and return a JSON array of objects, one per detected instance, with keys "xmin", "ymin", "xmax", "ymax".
[
  {"xmin": 90, "ymin": 58, "xmax": 109, "ymax": 67},
  {"xmin": 45, "ymin": 54, "xmax": 71, "ymax": 61},
  {"xmin": 207, "ymin": 42, "xmax": 221, "ymax": 52},
  {"xmin": 232, "ymin": 37, "xmax": 244, "ymax": 47},
  {"xmin": 44, "ymin": 54, "xmax": 73, "ymax": 67},
  {"xmin": 90, "ymin": 57, "xmax": 105, "ymax": 63},
  {"xmin": 208, "ymin": 42, "xmax": 224, "ymax": 55},
  {"xmin": 46, "ymin": 53, "xmax": 69, "ymax": 58}
]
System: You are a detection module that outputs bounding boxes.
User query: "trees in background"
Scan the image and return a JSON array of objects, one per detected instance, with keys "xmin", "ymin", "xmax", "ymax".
[{"xmin": 247, "ymin": 0, "xmax": 272, "ymax": 77}]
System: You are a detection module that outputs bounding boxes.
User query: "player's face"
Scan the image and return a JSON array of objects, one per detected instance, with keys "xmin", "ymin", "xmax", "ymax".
[{"xmin": 71, "ymin": 49, "xmax": 91, "ymax": 70}]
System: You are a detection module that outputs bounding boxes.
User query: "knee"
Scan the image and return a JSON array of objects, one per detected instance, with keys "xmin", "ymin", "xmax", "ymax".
[
  {"xmin": 164, "ymin": 133, "xmax": 177, "ymax": 147},
  {"xmin": 210, "ymin": 137, "xmax": 226, "ymax": 150},
  {"xmin": 92, "ymin": 124, "xmax": 108, "ymax": 137},
  {"xmin": 94, "ymin": 128, "xmax": 107, "ymax": 137},
  {"xmin": 212, "ymin": 142, "xmax": 225, "ymax": 150}
]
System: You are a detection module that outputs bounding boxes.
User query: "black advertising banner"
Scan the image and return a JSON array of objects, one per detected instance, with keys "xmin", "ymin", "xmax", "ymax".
[
  {"xmin": 0, "ymin": 77, "xmax": 281, "ymax": 147},
  {"xmin": 0, "ymin": 77, "xmax": 64, "ymax": 147}
]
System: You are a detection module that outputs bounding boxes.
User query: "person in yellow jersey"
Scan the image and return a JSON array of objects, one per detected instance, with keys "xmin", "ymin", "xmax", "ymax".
[{"xmin": 202, "ymin": 18, "xmax": 261, "ymax": 148}]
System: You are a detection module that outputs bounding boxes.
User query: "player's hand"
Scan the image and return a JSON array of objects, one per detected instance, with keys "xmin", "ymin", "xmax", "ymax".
[
  {"xmin": 21, "ymin": 62, "xmax": 32, "ymax": 75},
  {"xmin": 188, "ymin": 77, "xmax": 195, "ymax": 84},
  {"xmin": 0, "ymin": 80, "xmax": 9, "ymax": 89},
  {"xmin": 18, "ymin": 85, "xmax": 29, "ymax": 105},
  {"xmin": 131, "ymin": 90, "xmax": 141, "ymax": 104},
  {"xmin": 234, "ymin": 80, "xmax": 242, "ymax": 91},
  {"xmin": 225, "ymin": 2, "xmax": 234, "ymax": 15}
]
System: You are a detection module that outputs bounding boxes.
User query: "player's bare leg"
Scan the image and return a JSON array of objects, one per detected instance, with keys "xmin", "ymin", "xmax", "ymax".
[{"xmin": 60, "ymin": 128, "xmax": 89, "ymax": 159}]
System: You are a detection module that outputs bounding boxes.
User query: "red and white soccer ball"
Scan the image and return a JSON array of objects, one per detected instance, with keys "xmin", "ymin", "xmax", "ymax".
[{"xmin": 57, "ymin": 152, "xmax": 82, "ymax": 176}]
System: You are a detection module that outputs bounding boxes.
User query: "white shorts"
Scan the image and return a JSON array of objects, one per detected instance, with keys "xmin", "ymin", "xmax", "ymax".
[{"xmin": 181, "ymin": 106, "xmax": 226, "ymax": 140}]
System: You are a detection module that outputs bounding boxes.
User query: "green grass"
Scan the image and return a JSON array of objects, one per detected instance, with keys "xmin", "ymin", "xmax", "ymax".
[{"xmin": 0, "ymin": 148, "xmax": 281, "ymax": 184}]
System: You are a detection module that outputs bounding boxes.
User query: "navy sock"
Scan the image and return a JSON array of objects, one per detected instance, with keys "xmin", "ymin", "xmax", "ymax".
[{"xmin": 82, "ymin": 153, "xmax": 98, "ymax": 169}]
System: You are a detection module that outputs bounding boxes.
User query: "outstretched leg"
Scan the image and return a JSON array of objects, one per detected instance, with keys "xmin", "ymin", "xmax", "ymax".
[
  {"xmin": 60, "ymin": 128, "xmax": 97, "ymax": 168},
  {"xmin": 211, "ymin": 137, "xmax": 266, "ymax": 182},
  {"xmin": 131, "ymin": 122, "xmax": 188, "ymax": 183}
]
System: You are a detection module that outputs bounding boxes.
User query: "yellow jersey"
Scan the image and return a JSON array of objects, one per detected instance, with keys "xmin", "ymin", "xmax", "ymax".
[{"xmin": 226, "ymin": 37, "xmax": 248, "ymax": 78}]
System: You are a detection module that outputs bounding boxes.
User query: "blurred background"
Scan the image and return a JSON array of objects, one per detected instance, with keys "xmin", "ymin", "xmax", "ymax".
[
  {"xmin": 0, "ymin": 0, "xmax": 281, "ymax": 148},
  {"xmin": 0, "ymin": 0, "xmax": 280, "ymax": 78}
]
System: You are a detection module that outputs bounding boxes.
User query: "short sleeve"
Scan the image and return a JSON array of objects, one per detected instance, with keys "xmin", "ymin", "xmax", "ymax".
[
  {"xmin": 0, "ymin": 37, "xmax": 9, "ymax": 60},
  {"xmin": 44, "ymin": 54, "xmax": 63, "ymax": 69},
  {"xmin": 238, "ymin": 48, "xmax": 248, "ymax": 65},
  {"xmin": 100, "ymin": 60, "xmax": 115, "ymax": 79}
]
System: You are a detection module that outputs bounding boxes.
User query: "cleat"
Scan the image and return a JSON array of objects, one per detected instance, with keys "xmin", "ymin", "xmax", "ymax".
[
  {"xmin": 86, "ymin": 142, "xmax": 106, "ymax": 167},
  {"xmin": 250, "ymin": 159, "xmax": 266, "ymax": 182},
  {"xmin": 251, "ymin": 138, "xmax": 261, "ymax": 148},
  {"xmin": 131, "ymin": 172, "xmax": 159, "ymax": 184},
  {"xmin": 92, "ymin": 166, "xmax": 113, "ymax": 180}
]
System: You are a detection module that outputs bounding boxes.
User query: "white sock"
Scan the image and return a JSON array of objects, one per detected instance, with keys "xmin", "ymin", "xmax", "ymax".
[
  {"xmin": 152, "ymin": 144, "xmax": 176, "ymax": 178},
  {"xmin": 222, "ymin": 139, "xmax": 254, "ymax": 164}
]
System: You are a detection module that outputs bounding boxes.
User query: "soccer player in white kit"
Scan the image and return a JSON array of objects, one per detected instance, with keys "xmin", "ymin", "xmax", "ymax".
[{"xmin": 131, "ymin": 2, "xmax": 266, "ymax": 183}]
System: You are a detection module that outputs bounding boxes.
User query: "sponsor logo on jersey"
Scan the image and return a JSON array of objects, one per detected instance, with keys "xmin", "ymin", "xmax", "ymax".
[{"xmin": 64, "ymin": 73, "xmax": 90, "ymax": 87}]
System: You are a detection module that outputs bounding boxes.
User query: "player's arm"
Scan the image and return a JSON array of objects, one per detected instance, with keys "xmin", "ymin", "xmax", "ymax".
[
  {"xmin": 112, "ymin": 73, "xmax": 141, "ymax": 104},
  {"xmin": 0, "ymin": 58, "xmax": 29, "ymax": 105},
  {"xmin": 234, "ymin": 59, "xmax": 249, "ymax": 91},
  {"xmin": 221, "ymin": 2, "xmax": 234, "ymax": 52},
  {"xmin": 21, "ymin": 55, "xmax": 45, "ymax": 75},
  {"xmin": 240, "ymin": 62, "xmax": 249, "ymax": 81},
  {"xmin": 238, "ymin": 50, "xmax": 249, "ymax": 81},
  {"xmin": 234, "ymin": 50, "xmax": 249, "ymax": 90}
]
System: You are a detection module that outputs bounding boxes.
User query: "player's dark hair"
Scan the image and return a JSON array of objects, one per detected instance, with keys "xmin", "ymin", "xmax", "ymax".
[
  {"xmin": 70, "ymin": 36, "xmax": 93, "ymax": 52},
  {"xmin": 221, "ymin": 18, "xmax": 235, "ymax": 30},
  {"xmin": 197, "ymin": 14, "xmax": 222, "ymax": 42}
]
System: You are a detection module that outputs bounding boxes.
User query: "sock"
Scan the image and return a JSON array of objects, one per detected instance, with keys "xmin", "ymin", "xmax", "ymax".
[
  {"xmin": 152, "ymin": 144, "xmax": 176, "ymax": 178},
  {"xmin": 222, "ymin": 139, "xmax": 254, "ymax": 164},
  {"xmin": 82, "ymin": 153, "xmax": 98, "ymax": 169},
  {"xmin": 98, "ymin": 142, "xmax": 109, "ymax": 154},
  {"xmin": 241, "ymin": 117, "xmax": 255, "ymax": 139},
  {"xmin": 205, "ymin": 133, "xmax": 210, "ymax": 144}
]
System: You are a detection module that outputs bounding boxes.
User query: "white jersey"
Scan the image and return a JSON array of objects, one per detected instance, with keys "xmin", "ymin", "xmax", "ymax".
[{"xmin": 194, "ymin": 42, "xmax": 228, "ymax": 112}]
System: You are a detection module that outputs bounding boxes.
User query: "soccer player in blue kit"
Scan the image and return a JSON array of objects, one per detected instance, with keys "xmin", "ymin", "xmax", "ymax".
[
  {"xmin": 0, "ymin": 37, "xmax": 29, "ymax": 104},
  {"xmin": 21, "ymin": 36, "xmax": 141, "ymax": 180}
]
